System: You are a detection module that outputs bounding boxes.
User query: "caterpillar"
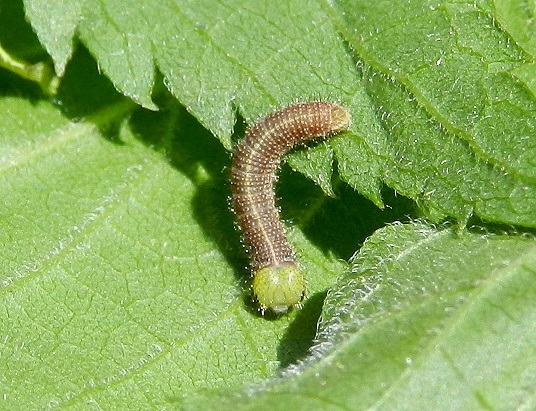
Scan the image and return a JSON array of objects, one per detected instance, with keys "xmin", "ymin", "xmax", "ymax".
[{"xmin": 231, "ymin": 101, "xmax": 351, "ymax": 314}]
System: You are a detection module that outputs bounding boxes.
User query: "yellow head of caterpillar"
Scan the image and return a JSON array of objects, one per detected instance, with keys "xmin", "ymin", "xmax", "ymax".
[{"xmin": 252, "ymin": 263, "xmax": 306, "ymax": 314}]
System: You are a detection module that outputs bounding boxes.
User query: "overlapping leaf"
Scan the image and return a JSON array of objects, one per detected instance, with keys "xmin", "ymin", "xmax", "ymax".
[{"xmin": 23, "ymin": 0, "xmax": 536, "ymax": 226}]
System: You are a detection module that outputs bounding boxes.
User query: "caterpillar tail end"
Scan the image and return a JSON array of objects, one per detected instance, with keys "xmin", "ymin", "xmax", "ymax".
[{"xmin": 252, "ymin": 263, "xmax": 306, "ymax": 314}]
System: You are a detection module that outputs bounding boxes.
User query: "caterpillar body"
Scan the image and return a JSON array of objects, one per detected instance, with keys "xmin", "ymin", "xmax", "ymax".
[{"xmin": 231, "ymin": 101, "xmax": 351, "ymax": 314}]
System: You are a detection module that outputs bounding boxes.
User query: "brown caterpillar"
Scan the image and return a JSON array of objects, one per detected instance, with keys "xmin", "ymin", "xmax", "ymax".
[{"xmin": 231, "ymin": 101, "xmax": 351, "ymax": 313}]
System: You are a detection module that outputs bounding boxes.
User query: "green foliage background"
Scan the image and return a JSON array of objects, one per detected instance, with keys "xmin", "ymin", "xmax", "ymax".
[{"xmin": 1, "ymin": 0, "xmax": 535, "ymax": 409}]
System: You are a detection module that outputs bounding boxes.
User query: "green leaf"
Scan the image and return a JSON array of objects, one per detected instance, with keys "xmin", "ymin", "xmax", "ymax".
[
  {"xmin": 328, "ymin": 0, "xmax": 536, "ymax": 177},
  {"xmin": 177, "ymin": 223, "xmax": 536, "ymax": 410},
  {"xmin": 20, "ymin": 0, "xmax": 536, "ymax": 225},
  {"xmin": 0, "ymin": 93, "xmax": 353, "ymax": 409},
  {"xmin": 326, "ymin": 0, "xmax": 536, "ymax": 224},
  {"xmin": 2, "ymin": 0, "xmax": 536, "ymax": 409},
  {"xmin": 494, "ymin": 0, "xmax": 536, "ymax": 97}
]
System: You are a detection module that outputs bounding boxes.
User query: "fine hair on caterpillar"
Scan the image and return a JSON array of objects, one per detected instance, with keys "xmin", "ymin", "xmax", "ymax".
[{"xmin": 231, "ymin": 101, "xmax": 351, "ymax": 314}]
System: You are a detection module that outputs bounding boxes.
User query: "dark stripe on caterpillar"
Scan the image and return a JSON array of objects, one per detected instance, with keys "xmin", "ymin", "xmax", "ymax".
[{"xmin": 231, "ymin": 101, "xmax": 351, "ymax": 314}]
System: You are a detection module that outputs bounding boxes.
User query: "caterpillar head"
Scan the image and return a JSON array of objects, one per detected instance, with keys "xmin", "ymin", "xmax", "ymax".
[{"xmin": 252, "ymin": 263, "xmax": 306, "ymax": 314}]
